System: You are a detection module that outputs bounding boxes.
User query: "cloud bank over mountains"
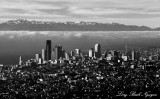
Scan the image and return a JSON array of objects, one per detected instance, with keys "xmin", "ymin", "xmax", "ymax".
[{"xmin": 1, "ymin": 0, "xmax": 160, "ymax": 27}]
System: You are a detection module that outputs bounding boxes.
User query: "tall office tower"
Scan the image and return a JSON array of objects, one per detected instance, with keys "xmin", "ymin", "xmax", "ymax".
[
  {"xmin": 122, "ymin": 54, "xmax": 128, "ymax": 61},
  {"xmin": 55, "ymin": 45, "xmax": 63, "ymax": 60},
  {"xmin": 104, "ymin": 51, "xmax": 108, "ymax": 58},
  {"xmin": 89, "ymin": 48, "xmax": 94, "ymax": 57},
  {"xmin": 19, "ymin": 56, "xmax": 22, "ymax": 65},
  {"xmin": 38, "ymin": 58, "xmax": 42, "ymax": 64},
  {"xmin": 132, "ymin": 51, "xmax": 135, "ymax": 61},
  {"xmin": 94, "ymin": 44, "xmax": 101, "ymax": 58},
  {"xmin": 107, "ymin": 52, "xmax": 112, "ymax": 61},
  {"xmin": 35, "ymin": 54, "xmax": 39, "ymax": 62},
  {"xmin": 65, "ymin": 53, "xmax": 70, "ymax": 60},
  {"xmin": 46, "ymin": 40, "xmax": 52, "ymax": 61},
  {"xmin": 61, "ymin": 49, "xmax": 65, "ymax": 58},
  {"xmin": 75, "ymin": 49, "xmax": 81, "ymax": 56},
  {"xmin": 70, "ymin": 50, "xmax": 74, "ymax": 57},
  {"xmin": 55, "ymin": 45, "xmax": 59, "ymax": 61},
  {"xmin": 51, "ymin": 51, "xmax": 56, "ymax": 62},
  {"xmin": 0, "ymin": 64, "xmax": 3, "ymax": 72},
  {"xmin": 132, "ymin": 51, "xmax": 140, "ymax": 61},
  {"xmin": 125, "ymin": 45, "xmax": 128, "ymax": 55},
  {"xmin": 111, "ymin": 50, "xmax": 120, "ymax": 58},
  {"xmin": 41, "ymin": 49, "xmax": 45, "ymax": 62}
]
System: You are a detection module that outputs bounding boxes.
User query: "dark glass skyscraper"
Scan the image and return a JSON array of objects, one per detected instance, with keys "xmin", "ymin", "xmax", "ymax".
[
  {"xmin": 55, "ymin": 45, "xmax": 63, "ymax": 60},
  {"xmin": 46, "ymin": 40, "xmax": 52, "ymax": 61},
  {"xmin": 132, "ymin": 51, "xmax": 140, "ymax": 61},
  {"xmin": 94, "ymin": 44, "xmax": 101, "ymax": 58}
]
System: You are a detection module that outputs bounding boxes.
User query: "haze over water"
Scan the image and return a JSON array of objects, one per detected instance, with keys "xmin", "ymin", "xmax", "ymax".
[{"xmin": 1, "ymin": 31, "xmax": 160, "ymax": 65}]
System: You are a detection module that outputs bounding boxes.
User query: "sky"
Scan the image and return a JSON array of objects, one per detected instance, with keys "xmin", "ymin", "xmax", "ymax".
[{"xmin": 1, "ymin": 0, "xmax": 160, "ymax": 27}]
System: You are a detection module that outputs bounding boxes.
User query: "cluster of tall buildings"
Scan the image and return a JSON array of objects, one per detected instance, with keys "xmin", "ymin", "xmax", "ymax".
[
  {"xmin": 88, "ymin": 44, "xmax": 101, "ymax": 58},
  {"xmin": 40, "ymin": 40, "xmax": 66, "ymax": 64},
  {"xmin": 19, "ymin": 40, "xmax": 103, "ymax": 65},
  {"xmin": 19, "ymin": 40, "xmax": 160, "ymax": 66}
]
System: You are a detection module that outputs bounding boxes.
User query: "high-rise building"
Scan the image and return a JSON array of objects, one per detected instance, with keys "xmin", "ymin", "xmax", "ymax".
[
  {"xmin": 103, "ymin": 51, "xmax": 108, "ymax": 58},
  {"xmin": 94, "ymin": 44, "xmax": 101, "ymax": 58},
  {"xmin": 35, "ymin": 54, "xmax": 39, "ymax": 62},
  {"xmin": 55, "ymin": 45, "xmax": 64, "ymax": 61},
  {"xmin": 65, "ymin": 53, "xmax": 70, "ymax": 60},
  {"xmin": 75, "ymin": 49, "xmax": 81, "ymax": 56},
  {"xmin": 51, "ymin": 51, "xmax": 56, "ymax": 62},
  {"xmin": 111, "ymin": 50, "xmax": 119, "ymax": 58},
  {"xmin": 106, "ymin": 53, "xmax": 112, "ymax": 61},
  {"xmin": 122, "ymin": 54, "xmax": 128, "ymax": 61},
  {"xmin": 0, "ymin": 64, "xmax": 3, "ymax": 72},
  {"xmin": 41, "ymin": 49, "xmax": 45, "ymax": 62},
  {"xmin": 132, "ymin": 51, "xmax": 140, "ymax": 61},
  {"xmin": 19, "ymin": 56, "xmax": 22, "ymax": 65},
  {"xmin": 70, "ymin": 50, "xmax": 74, "ymax": 57},
  {"xmin": 89, "ymin": 48, "xmax": 94, "ymax": 57},
  {"xmin": 38, "ymin": 58, "xmax": 42, "ymax": 64},
  {"xmin": 46, "ymin": 40, "xmax": 52, "ymax": 61},
  {"xmin": 61, "ymin": 49, "xmax": 65, "ymax": 58},
  {"xmin": 125, "ymin": 45, "xmax": 128, "ymax": 55}
]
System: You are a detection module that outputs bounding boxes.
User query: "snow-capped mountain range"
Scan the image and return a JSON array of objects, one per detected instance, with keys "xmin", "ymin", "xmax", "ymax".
[{"xmin": 0, "ymin": 19, "xmax": 158, "ymax": 31}]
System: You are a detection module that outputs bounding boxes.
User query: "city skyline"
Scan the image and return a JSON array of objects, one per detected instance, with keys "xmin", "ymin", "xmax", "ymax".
[
  {"xmin": 13, "ymin": 39, "xmax": 160, "ymax": 66},
  {"xmin": 31, "ymin": 40, "xmax": 104, "ymax": 65},
  {"xmin": 1, "ymin": 1, "xmax": 160, "ymax": 98},
  {"xmin": 1, "ymin": 38, "xmax": 160, "ymax": 98},
  {"xmin": 1, "ymin": 31, "xmax": 160, "ymax": 65},
  {"xmin": 0, "ymin": 0, "xmax": 160, "ymax": 28}
]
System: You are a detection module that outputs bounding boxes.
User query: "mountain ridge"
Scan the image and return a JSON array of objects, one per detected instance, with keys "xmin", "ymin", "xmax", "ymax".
[{"xmin": 0, "ymin": 19, "xmax": 159, "ymax": 31}]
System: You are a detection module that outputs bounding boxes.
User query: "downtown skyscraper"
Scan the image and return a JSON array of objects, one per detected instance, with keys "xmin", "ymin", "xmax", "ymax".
[
  {"xmin": 46, "ymin": 40, "xmax": 52, "ymax": 61},
  {"xmin": 89, "ymin": 48, "xmax": 94, "ymax": 58},
  {"xmin": 75, "ymin": 49, "xmax": 81, "ymax": 56},
  {"xmin": 54, "ymin": 45, "xmax": 65, "ymax": 61},
  {"xmin": 41, "ymin": 49, "xmax": 45, "ymax": 62},
  {"xmin": 94, "ymin": 44, "xmax": 101, "ymax": 58}
]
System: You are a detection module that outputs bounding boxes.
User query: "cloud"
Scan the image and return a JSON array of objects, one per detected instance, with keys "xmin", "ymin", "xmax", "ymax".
[
  {"xmin": 1, "ymin": 31, "xmax": 160, "ymax": 41},
  {"xmin": 1, "ymin": 0, "xmax": 160, "ymax": 27},
  {"xmin": 2, "ymin": 8, "xmax": 27, "ymax": 14},
  {"xmin": 1, "ymin": 0, "xmax": 160, "ymax": 17},
  {"xmin": 8, "ymin": 35, "xmax": 15, "ymax": 39},
  {"xmin": 0, "ymin": 31, "xmax": 83, "ymax": 39},
  {"xmin": 74, "ymin": 33, "xmax": 82, "ymax": 38}
]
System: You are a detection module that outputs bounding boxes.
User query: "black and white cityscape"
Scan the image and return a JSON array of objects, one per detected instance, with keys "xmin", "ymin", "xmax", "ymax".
[
  {"xmin": 1, "ymin": 0, "xmax": 160, "ymax": 99},
  {"xmin": 1, "ymin": 39, "xmax": 160, "ymax": 98}
]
